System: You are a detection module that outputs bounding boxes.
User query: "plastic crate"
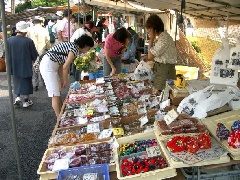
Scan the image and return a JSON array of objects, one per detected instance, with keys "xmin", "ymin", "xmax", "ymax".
[
  {"xmin": 57, "ymin": 164, "xmax": 110, "ymax": 180},
  {"xmin": 181, "ymin": 167, "xmax": 240, "ymax": 180},
  {"xmin": 89, "ymin": 70, "xmax": 104, "ymax": 80},
  {"xmin": 89, "ymin": 73, "xmax": 98, "ymax": 80}
]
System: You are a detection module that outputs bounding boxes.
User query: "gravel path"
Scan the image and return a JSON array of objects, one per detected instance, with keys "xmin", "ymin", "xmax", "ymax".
[{"xmin": 0, "ymin": 72, "xmax": 72, "ymax": 180}]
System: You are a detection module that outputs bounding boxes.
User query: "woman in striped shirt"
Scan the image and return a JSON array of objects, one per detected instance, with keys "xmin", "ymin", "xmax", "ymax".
[{"xmin": 40, "ymin": 34, "xmax": 94, "ymax": 118}]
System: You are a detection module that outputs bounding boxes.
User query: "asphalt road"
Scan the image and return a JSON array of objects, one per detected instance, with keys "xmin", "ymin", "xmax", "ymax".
[{"xmin": 0, "ymin": 72, "xmax": 71, "ymax": 180}]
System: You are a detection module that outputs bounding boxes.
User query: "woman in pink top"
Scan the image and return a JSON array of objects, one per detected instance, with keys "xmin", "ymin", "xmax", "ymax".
[{"xmin": 103, "ymin": 27, "xmax": 130, "ymax": 76}]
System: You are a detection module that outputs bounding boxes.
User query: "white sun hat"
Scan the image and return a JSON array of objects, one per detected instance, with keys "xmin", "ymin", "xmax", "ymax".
[
  {"xmin": 15, "ymin": 21, "xmax": 28, "ymax": 33},
  {"xmin": 56, "ymin": 11, "xmax": 63, "ymax": 17}
]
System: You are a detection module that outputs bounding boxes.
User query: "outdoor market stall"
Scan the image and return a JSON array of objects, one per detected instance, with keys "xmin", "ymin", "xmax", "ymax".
[
  {"xmin": 37, "ymin": 69, "xmax": 240, "ymax": 179},
  {"xmin": 2, "ymin": 0, "xmax": 240, "ymax": 180}
]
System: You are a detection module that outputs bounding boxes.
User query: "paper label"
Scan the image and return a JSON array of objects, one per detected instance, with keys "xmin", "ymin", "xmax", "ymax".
[
  {"xmin": 87, "ymin": 123, "xmax": 100, "ymax": 133},
  {"xmin": 83, "ymin": 173, "xmax": 98, "ymax": 180},
  {"xmin": 146, "ymin": 146, "xmax": 161, "ymax": 157},
  {"xmin": 139, "ymin": 116, "xmax": 148, "ymax": 127},
  {"xmin": 160, "ymin": 99, "xmax": 170, "ymax": 110},
  {"xmin": 87, "ymin": 109, "xmax": 94, "ymax": 116},
  {"xmin": 90, "ymin": 115, "xmax": 105, "ymax": 122},
  {"xmin": 164, "ymin": 109, "xmax": 178, "ymax": 125},
  {"xmin": 52, "ymin": 158, "xmax": 69, "ymax": 171},
  {"xmin": 98, "ymin": 129, "xmax": 113, "ymax": 139},
  {"xmin": 113, "ymin": 128, "xmax": 124, "ymax": 135}
]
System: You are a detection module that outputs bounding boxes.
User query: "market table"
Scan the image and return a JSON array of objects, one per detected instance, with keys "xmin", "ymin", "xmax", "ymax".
[{"xmin": 37, "ymin": 77, "xmax": 240, "ymax": 180}]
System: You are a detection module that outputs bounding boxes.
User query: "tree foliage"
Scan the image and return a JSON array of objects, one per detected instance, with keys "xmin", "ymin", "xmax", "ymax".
[{"xmin": 15, "ymin": 0, "xmax": 68, "ymax": 13}]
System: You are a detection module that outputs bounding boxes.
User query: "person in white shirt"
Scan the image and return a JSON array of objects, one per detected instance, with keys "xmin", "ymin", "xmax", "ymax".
[
  {"xmin": 57, "ymin": 9, "xmax": 74, "ymax": 42},
  {"xmin": 53, "ymin": 11, "xmax": 63, "ymax": 44},
  {"xmin": 70, "ymin": 21, "xmax": 98, "ymax": 80},
  {"xmin": 70, "ymin": 21, "xmax": 98, "ymax": 42},
  {"xmin": 27, "ymin": 16, "xmax": 50, "ymax": 91}
]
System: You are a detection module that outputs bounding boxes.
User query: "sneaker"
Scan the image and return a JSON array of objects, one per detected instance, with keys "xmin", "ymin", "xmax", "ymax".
[
  {"xmin": 22, "ymin": 100, "xmax": 33, "ymax": 108},
  {"xmin": 14, "ymin": 97, "xmax": 22, "ymax": 105}
]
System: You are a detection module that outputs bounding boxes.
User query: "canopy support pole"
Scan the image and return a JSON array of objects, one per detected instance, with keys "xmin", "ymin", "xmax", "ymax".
[
  {"xmin": 175, "ymin": 10, "xmax": 178, "ymax": 45},
  {"xmin": 0, "ymin": 1, "xmax": 23, "ymax": 180},
  {"xmin": 68, "ymin": 0, "xmax": 70, "ymax": 42}
]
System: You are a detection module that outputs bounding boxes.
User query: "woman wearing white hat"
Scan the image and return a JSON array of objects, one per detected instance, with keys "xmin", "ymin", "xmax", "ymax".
[{"xmin": 8, "ymin": 21, "xmax": 39, "ymax": 107}]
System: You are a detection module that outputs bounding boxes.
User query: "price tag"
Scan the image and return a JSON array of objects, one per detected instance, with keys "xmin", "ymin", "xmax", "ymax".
[
  {"xmin": 87, "ymin": 123, "xmax": 100, "ymax": 133},
  {"xmin": 83, "ymin": 173, "xmax": 98, "ymax": 180},
  {"xmin": 87, "ymin": 109, "xmax": 94, "ymax": 116},
  {"xmin": 164, "ymin": 109, "xmax": 178, "ymax": 125},
  {"xmin": 90, "ymin": 115, "xmax": 105, "ymax": 122},
  {"xmin": 112, "ymin": 137, "xmax": 120, "ymax": 149},
  {"xmin": 98, "ymin": 129, "xmax": 113, "ymax": 139},
  {"xmin": 113, "ymin": 128, "xmax": 124, "ymax": 135},
  {"xmin": 52, "ymin": 158, "xmax": 69, "ymax": 171},
  {"xmin": 139, "ymin": 116, "xmax": 148, "ymax": 127},
  {"xmin": 146, "ymin": 146, "xmax": 161, "ymax": 158}
]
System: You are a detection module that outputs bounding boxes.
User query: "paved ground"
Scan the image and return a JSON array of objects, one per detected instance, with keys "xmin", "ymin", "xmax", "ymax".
[{"xmin": 0, "ymin": 72, "xmax": 71, "ymax": 180}]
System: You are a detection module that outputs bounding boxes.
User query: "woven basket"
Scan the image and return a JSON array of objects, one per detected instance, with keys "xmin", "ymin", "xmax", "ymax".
[{"xmin": 0, "ymin": 57, "xmax": 6, "ymax": 72}]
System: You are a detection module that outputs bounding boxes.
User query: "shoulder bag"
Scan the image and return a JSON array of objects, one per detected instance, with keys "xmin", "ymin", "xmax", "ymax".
[{"xmin": 33, "ymin": 51, "xmax": 68, "ymax": 73}]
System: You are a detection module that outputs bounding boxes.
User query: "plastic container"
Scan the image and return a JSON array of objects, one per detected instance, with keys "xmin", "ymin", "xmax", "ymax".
[
  {"xmin": 98, "ymin": 70, "xmax": 104, "ymax": 74},
  {"xmin": 175, "ymin": 65, "xmax": 199, "ymax": 80},
  {"xmin": 57, "ymin": 164, "xmax": 110, "ymax": 180},
  {"xmin": 181, "ymin": 167, "xmax": 240, "ymax": 180},
  {"xmin": 122, "ymin": 68, "xmax": 129, "ymax": 73},
  {"xmin": 88, "ymin": 73, "xmax": 97, "ymax": 80},
  {"xmin": 115, "ymin": 131, "xmax": 177, "ymax": 180},
  {"xmin": 201, "ymin": 109, "xmax": 240, "ymax": 160}
]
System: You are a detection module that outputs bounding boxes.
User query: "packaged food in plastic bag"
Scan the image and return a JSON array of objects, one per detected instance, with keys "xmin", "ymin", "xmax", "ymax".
[
  {"xmin": 133, "ymin": 60, "xmax": 153, "ymax": 81},
  {"xmin": 210, "ymin": 38, "xmax": 238, "ymax": 86},
  {"xmin": 227, "ymin": 37, "xmax": 240, "ymax": 70}
]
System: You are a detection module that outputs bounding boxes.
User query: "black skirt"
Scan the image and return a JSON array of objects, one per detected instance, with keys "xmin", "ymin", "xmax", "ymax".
[{"xmin": 13, "ymin": 76, "xmax": 33, "ymax": 95}]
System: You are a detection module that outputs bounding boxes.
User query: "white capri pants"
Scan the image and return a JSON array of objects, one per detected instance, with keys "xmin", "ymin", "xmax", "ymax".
[{"xmin": 39, "ymin": 55, "xmax": 61, "ymax": 97}]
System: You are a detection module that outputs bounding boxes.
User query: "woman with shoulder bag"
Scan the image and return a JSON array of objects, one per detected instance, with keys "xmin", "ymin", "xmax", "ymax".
[
  {"xmin": 8, "ymin": 21, "xmax": 39, "ymax": 107},
  {"xmin": 39, "ymin": 34, "xmax": 94, "ymax": 118}
]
